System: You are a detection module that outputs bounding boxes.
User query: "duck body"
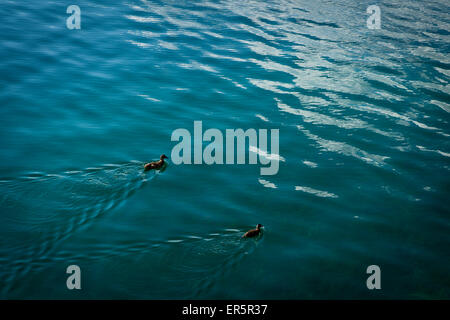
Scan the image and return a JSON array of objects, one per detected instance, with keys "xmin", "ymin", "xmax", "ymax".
[
  {"xmin": 144, "ymin": 154, "xmax": 168, "ymax": 171},
  {"xmin": 242, "ymin": 224, "xmax": 263, "ymax": 238}
]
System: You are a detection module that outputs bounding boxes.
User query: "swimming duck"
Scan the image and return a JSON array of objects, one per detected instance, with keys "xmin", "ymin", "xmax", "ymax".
[
  {"xmin": 242, "ymin": 224, "xmax": 263, "ymax": 238},
  {"xmin": 144, "ymin": 154, "xmax": 168, "ymax": 171}
]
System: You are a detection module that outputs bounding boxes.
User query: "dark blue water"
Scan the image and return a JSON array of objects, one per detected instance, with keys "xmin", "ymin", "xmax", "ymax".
[{"xmin": 0, "ymin": 0, "xmax": 449, "ymax": 299}]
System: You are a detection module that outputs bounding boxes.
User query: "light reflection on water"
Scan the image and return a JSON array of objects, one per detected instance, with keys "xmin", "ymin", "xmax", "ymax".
[{"xmin": 0, "ymin": 0, "xmax": 449, "ymax": 298}]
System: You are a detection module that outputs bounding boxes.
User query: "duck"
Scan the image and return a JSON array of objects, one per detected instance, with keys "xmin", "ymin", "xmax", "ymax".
[
  {"xmin": 242, "ymin": 224, "xmax": 263, "ymax": 238},
  {"xmin": 144, "ymin": 154, "xmax": 168, "ymax": 171}
]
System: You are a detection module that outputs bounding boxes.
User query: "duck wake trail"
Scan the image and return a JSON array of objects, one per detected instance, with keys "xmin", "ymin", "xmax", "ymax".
[
  {"xmin": 0, "ymin": 160, "xmax": 156, "ymax": 297},
  {"xmin": 84, "ymin": 228, "xmax": 261, "ymax": 299}
]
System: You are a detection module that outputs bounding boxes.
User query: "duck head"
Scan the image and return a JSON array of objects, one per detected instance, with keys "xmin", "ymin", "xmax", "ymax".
[
  {"xmin": 256, "ymin": 224, "xmax": 263, "ymax": 230},
  {"xmin": 160, "ymin": 154, "xmax": 168, "ymax": 160}
]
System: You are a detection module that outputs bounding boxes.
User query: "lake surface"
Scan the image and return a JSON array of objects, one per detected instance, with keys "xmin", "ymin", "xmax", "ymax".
[{"xmin": 0, "ymin": 0, "xmax": 449, "ymax": 299}]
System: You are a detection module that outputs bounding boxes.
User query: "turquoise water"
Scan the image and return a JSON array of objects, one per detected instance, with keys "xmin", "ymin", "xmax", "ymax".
[{"xmin": 1, "ymin": 0, "xmax": 449, "ymax": 299}]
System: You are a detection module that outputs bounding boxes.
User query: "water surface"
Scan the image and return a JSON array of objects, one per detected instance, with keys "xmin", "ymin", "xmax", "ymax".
[{"xmin": 0, "ymin": 0, "xmax": 449, "ymax": 299}]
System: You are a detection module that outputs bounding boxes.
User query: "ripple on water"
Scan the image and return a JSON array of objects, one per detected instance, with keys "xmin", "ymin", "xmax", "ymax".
[
  {"xmin": 0, "ymin": 161, "xmax": 159, "ymax": 295},
  {"xmin": 1, "ymin": 0, "xmax": 449, "ymax": 299}
]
